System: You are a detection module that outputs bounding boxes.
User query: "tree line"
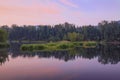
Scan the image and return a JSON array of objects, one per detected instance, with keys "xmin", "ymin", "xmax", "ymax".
[{"xmin": 0, "ymin": 20, "xmax": 120, "ymax": 42}]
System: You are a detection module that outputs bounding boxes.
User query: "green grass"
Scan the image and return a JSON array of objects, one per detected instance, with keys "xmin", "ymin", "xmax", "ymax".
[{"xmin": 20, "ymin": 41, "xmax": 97, "ymax": 51}]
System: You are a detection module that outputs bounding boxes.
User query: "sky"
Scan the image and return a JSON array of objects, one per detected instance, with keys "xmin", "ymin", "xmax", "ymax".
[{"xmin": 0, "ymin": 0, "xmax": 120, "ymax": 26}]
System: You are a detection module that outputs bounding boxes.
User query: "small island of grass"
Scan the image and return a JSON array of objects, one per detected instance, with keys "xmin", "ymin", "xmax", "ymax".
[{"xmin": 20, "ymin": 41, "xmax": 97, "ymax": 51}]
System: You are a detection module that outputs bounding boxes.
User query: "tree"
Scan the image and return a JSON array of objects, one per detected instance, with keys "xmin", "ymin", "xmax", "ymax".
[
  {"xmin": 67, "ymin": 32, "xmax": 78, "ymax": 41},
  {"xmin": 77, "ymin": 33, "xmax": 84, "ymax": 41},
  {"xmin": 1, "ymin": 20, "xmax": 119, "ymax": 42},
  {"xmin": 0, "ymin": 29, "xmax": 7, "ymax": 42}
]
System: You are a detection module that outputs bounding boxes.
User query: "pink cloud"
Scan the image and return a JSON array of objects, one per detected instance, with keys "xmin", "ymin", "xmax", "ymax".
[
  {"xmin": 60, "ymin": 0, "xmax": 78, "ymax": 8},
  {"xmin": 0, "ymin": 2, "xmax": 61, "ymax": 15},
  {"xmin": 0, "ymin": 1, "xmax": 64, "ymax": 25}
]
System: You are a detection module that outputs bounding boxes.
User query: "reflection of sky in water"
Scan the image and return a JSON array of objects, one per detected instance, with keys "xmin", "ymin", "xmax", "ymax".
[{"xmin": 0, "ymin": 55, "xmax": 120, "ymax": 80}]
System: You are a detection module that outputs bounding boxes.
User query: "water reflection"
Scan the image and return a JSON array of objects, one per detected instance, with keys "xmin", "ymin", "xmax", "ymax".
[
  {"xmin": 0, "ymin": 49, "xmax": 9, "ymax": 65},
  {"xmin": 98, "ymin": 44, "xmax": 120, "ymax": 64},
  {"xmin": 8, "ymin": 43, "xmax": 120, "ymax": 65}
]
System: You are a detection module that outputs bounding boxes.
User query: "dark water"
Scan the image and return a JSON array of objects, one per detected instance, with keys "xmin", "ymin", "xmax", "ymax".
[{"xmin": 0, "ymin": 43, "xmax": 120, "ymax": 80}]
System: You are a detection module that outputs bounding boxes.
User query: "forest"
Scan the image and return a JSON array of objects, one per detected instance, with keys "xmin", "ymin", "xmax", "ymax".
[{"xmin": 0, "ymin": 20, "xmax": 120, "ymax": 42}]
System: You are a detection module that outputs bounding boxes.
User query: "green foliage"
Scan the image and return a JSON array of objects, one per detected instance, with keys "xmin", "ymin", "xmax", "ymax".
[
  {"xmin": 20, "ymin": 41, "xmax": 97, "ymax": 51},
  {"xmin": 77, "ymin": 34, "xmax": 84, "ymax": 41},
  {"xmin": 21, "ymin": 44, "xmax": 47, "ymax": 51},
  {"xmin": 67, "ymin": 32, "xmax": 84, "ymax": 41},
  {"xmin": 67, "ymin": 32, "xmax": 78, "ymax": 41},
  {"xmin": 20, "ymin": 45, "xmax": 28, "ymax": 51},
  {"xmin": 0, "ymin": 29, "xmax": 7, "ymax": 42},
  {"xmin": 57, "ymin": 44, "xmax": 69, "ymax": 49},
  {"xmin": 28, "ymin": 45, "xmax": 34, "ymax": 51},
  {"xmin": 34, "ymin": 45, "xmax": 46, "ymax": 50},
  {"xmin": 63, "ymin": 34, "xmax": 67, "ymax": 40},
  {"xmin": 20, "ymin": 45, "xmax": 33, "ymax": 51}
]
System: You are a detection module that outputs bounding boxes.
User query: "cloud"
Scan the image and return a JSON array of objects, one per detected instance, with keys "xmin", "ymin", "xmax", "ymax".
[
  {"xmin": 0, "ymin": 1, "xmax": 61, "ymax": 14},
  {"xmin": 60, "ymin": 0, "xmax": 78, "ymax": 8},
  {"xmin": 0, "ymin": 0, "xmax": 65, "ymax": 25}
]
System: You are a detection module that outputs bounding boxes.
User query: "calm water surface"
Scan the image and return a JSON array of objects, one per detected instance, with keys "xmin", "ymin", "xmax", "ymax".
[{"xmin": 0, "ymin": 43, "xmax": 120, "ymax": 80}]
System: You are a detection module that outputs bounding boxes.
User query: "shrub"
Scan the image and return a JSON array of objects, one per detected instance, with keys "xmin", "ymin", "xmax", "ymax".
[
  {"xmin": 34, "ymin": 45, "xmax": 46, "ymax": 50},
  {"xmin": 84, "ymin": 42, "xmax": 97, "ymax": 46},
  {"xmin": 21, "ymin": 45, "xmax": 28, "ymax": 51},
  {"xmin": 21, "ymin": 44, "xmax": 47, "ymax": 51},
  {"xmin": 57, "ymin": 44, "xmax": 69, "ymax": 49},
  {"xmin": 20, "ymin": 44, "xmax": 34, "ymax": 51},
  {"xmin": 28, "ymin": 45, "xmax": 34, "ymax": 51}
]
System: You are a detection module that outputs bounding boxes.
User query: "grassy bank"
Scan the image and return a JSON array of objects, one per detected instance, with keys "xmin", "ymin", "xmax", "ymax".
[{"xmin": 20, "ymin": 41, "xmax": 97, "ymax": 51}]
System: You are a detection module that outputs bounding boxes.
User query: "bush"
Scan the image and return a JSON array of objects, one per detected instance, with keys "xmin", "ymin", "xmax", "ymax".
[
  {"xmin": 21, "ymin": 45, "xmax": 28, "ymax": 51},
  {"xmin": 21, "ymin": 44, "xmax": 34, "ymax": 51},
  {"xmin": 28, "ymin": 45, "xmax": 34, "ymax": 51},
  {"xmin": 57, "ymin": 44, "xmax": 69, "ymax": 49},
  {"xmin": 69, "ymin": 44, "xmax": 74, "ymax": 48},
  {"xmin": 84, "ymin": 42, "xmax": 97, "ymax": 46},
  {"xmin": 21, "ymin": 44, "xmax": 47, "ymax": 51},
  {"xmin": 34, "ymin": 45, "xmax": 46, "ymax": 50}
]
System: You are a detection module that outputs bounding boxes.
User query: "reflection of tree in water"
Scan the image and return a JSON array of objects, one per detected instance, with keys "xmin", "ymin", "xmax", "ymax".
[
  {"xmin": 98, "ymin": 44, "xmax": 120, "ymax": 64},
  {"xmin": 75, "ymin": 47, "xmax": 99, "ymax": 59},
  {"xmin": 9, "ymin": 44, "xmax": 99, "ymax": 62},
  {"xmin": 0, "ymin": 50, "xmax": 9, "ymax": 65},
  {"xmin": 9, "ymin": 43, "xmax": 120, "ymax": 64},
  {"xmin": 10, "ymin": 51, "xmax": 77, "ymax": 62}
]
